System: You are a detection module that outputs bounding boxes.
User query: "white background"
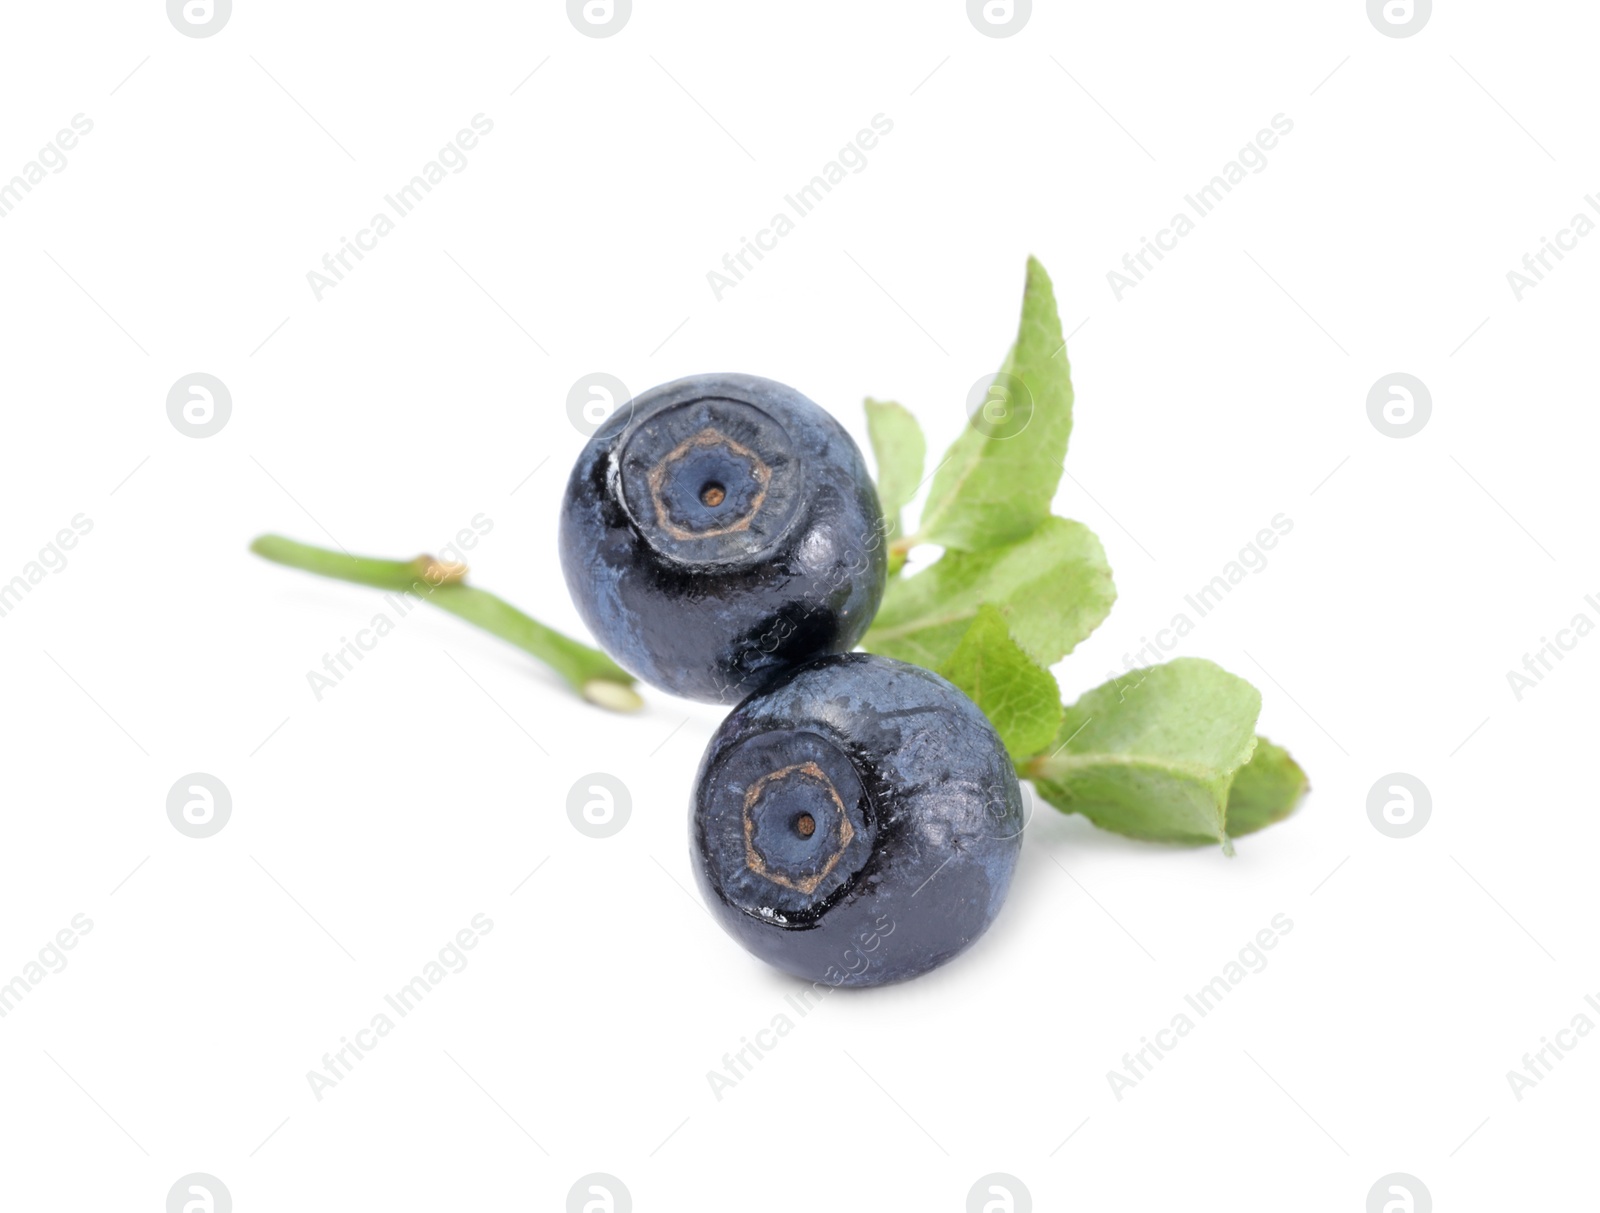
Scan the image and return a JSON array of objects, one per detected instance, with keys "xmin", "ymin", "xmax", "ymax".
[{"xmin": 1, "ymin": 1, "xmax": 1594, "ymax": 1209}]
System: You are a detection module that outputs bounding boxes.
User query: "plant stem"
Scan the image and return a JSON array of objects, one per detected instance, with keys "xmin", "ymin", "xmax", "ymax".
[
  {"xmin": 1019, "ymin": 753, "xmax": 1072, "ymax": 780},
  {"xmin": 249, "ymin": 534, "xmax": 644, "ymax": 712},
  {"xmin": 886, "ymin": 532, "xmax": 921, "ymax": 577}
]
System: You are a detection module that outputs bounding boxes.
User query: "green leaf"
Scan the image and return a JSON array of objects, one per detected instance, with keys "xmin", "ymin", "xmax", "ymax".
[
  {"xmin": 863, "ymin": 516, "xmax": 1114, "ymax": 670},
  {"xmin": 1225, "ymin": 737, "xmax": 1309, "ymax": 838},
  {"xmin": 937, "ymin": 605, "xmax": 1063, "ymax": 760},
  {"xmin": 917, "ymin": 256, "xmax": 1075, "ymax": 551},
  {"xmin": 864, "ymin": 398, "xmax": 925, "ymax": 543},
  {"xmin": 1027, "ymin": 658, "xmax": 1262, "ymax": 846}
]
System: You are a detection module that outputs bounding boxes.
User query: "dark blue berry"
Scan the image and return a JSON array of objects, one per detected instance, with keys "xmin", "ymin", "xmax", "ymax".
[
  {"xmin": 691, "ymin": 653, "xmax": 1024, "ymax": 986},
  {"xmin": 560, "ymin": 374, "xmax": 887, "ymax": 703}
]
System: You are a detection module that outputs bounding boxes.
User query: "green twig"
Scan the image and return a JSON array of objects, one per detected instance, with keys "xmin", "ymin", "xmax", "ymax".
[{"xmin": 249, "ymin": 534, "xmax": 643, "ymax": 712}]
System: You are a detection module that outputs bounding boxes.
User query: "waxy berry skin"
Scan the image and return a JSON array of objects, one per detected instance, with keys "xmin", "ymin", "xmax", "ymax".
[
  {"xmin": 559, "ymin": 374, "xmax": 887, "ymax": 704},
  {"xmin": 691, "ymin": 653, "xmax": 1025, "ymax": 987}
]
